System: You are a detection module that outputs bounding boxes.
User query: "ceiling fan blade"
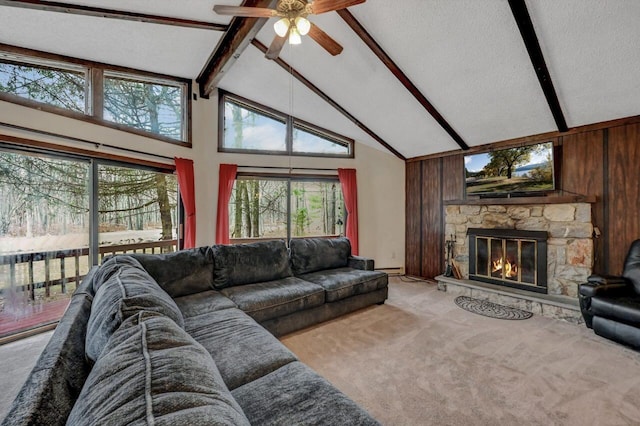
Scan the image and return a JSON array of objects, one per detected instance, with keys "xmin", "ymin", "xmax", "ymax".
[
  {"xmin": 213, "ymin": 5, "xmax": 275, "ymax": 17},
  {"xmin": 310, "ymin": 0, "xmax": 366, "ymax": 14},
  {"xmin": 266, "ymin": 32, "xmax": 288, "ymax": 60},
  {"xmin": 308, "ymin": 23, "xmax": 343, "ymax": 56}
]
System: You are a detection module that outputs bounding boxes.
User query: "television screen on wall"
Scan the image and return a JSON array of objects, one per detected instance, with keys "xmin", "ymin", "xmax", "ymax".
[{"xmin": 464, "ymin": 141, "xmax": 555, "ymax": 196}]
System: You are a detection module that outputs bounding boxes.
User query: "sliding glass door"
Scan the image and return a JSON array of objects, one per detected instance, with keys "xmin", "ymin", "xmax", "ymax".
[{"xmin": 0, "ymin": 148, "xmax": 178, "ymax": 341}]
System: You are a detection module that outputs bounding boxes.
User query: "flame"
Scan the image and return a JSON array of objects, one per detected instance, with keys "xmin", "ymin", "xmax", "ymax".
[{"xmin": 492, "ymin": 257, "xmax": 518, "ymax": 278}]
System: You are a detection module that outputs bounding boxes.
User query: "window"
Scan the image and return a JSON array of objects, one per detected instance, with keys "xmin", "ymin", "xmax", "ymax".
[
  {"xmin": 223, "ymin": 98, "xmax": 287, "ymax": 153},
  {"xmin": 0, "ymin": 56, "xmax": 87, "ymax": 113},
  {"xmin": 104, "ymin": 73, "xmax": 186, "ymax": 141},
  {"xmin": 0, "ymin": 146, "xmax": 178, "ymax": 340},
  {"xmin": 219, "ymin": 91, "xmax": 353, "ymax": 158},
  {"xmin": 229, "ymin": 176, "xmax": 345, "ymax": 241},
  {"xmin": 0, "ymin": 50, "xmax": 190, "ymax": 144}
]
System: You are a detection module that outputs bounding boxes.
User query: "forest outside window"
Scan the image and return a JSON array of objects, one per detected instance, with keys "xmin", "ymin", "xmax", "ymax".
[
  {"xmin": 0, "ymin": 50, "xmax": 190, "ymax": 144},
  {"xmin": 230, "ymin": 176, "xmax": 345, "ymax": 242},
  {"xmin": 0, "ymin": 146, "xmax": 178, "ymax": 340},
  {"xmin": 219, "ymin": 91, "xmax": 354, "ymax": 158}
]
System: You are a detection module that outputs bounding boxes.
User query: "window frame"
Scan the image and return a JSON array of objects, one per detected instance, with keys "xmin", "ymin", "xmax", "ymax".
[
  {"xmin": 0, "ymin": 45, "xmax": 192, "ymax": 147},
  {"xmin": 218, "ymin": 90, "xmax": 354, "ymax": 158},
  {"xmin": 231, "ymin": 172, "xmax": 346, "ymax": 243}
]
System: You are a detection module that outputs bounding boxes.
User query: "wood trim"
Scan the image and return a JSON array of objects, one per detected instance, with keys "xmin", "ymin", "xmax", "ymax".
[
  {"xmin": 0, "ymin": 133, "xmax": 176, "ymax": 172},
  {"xmin": 406, "ymin": 114, "xmax": 640, "ymax": 162},
  {"xmin": 251, "ymin": 40, "xmax": 406, "ymax": 160},
  {"xmin": 90, "ymin": 68, "xmax": 103, "ymax": 118},
  {"xmin": 197, "ymin": 0, "xmax": 276, "ymax": 98},
  {"xmin": 443, "ymin": 195, "xmax": 597, "ymax": 205},
  {"xmin": 0, "ymin": 93, "xmax": 192, "ymax": 147},
  {"xmin": 337, "ymin": 9, "xmax": 469, "ymax": 151},
  {"xmin": 0, "ymin": 0, "xmax": 228, "ymax": 31},
  {"xmin": 507, "ymin": 0, "xmax": 567, "ymax": 132}
]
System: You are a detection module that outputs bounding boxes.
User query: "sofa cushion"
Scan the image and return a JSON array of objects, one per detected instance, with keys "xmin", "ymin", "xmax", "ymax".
[
  {"xmin": 289, "ymin": 237, "xmax": 351, "ymax": 275},
  {"xmin": 220, "ymin": 277, "xmax": 325, "ymax": 322},
  {"xmin": 298, "ymin": 268, "xmax": 388, "ymax": 302},
  {"xmin": 591, "ymin": 295, "xmax": 640, "ymax": 327},
  {"xmin": 125, "ymin": 246, "xmax": 215, "ymax": 297},
  {"xmin": 68, "ymin": 313, "xmax": 250, "ymax": 426},
  {"xmin": 174, "ymin": 290, "xmax": 237, "ymax": 318},
  {"xmin": 232, "ymin": 361, "xmax": 380, "ymax": 426},
  {"xmin": 85, "ymin": 256, "xmax": 184, "ymax": 362},
  {"xmin": 623, "ymin": 240, "xmax": 640, "ymax": 295},
  {"xmin": 184, "ymin": 308, "xmax": 297, "ymax": 390},
  {"xmin": 212, "ymin": 240, "xmax": 292, "ymax": 289}
]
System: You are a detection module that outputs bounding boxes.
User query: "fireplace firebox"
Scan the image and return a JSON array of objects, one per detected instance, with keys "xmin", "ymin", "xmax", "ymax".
[{"xmin": 467, "ymin": 228, "xmax": 547, "ymax": 293}]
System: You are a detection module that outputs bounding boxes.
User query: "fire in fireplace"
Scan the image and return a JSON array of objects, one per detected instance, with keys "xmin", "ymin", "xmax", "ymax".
[{"xmin": 468, "ymin": 228, "xmax": 547, "ymax": 293}]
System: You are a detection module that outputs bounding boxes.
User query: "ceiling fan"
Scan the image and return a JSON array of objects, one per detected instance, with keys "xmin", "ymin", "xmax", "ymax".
[{"xmin": 214, "ymin": 0, "xmax": 366, "ymax": 59}]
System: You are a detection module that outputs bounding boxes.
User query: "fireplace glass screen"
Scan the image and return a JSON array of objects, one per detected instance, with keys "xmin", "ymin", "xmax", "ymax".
[{"xmin": 468, "ymin": 229, "xmax": 547, "ymax": 293}]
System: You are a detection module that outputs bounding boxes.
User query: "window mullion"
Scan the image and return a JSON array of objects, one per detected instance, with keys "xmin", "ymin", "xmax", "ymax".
[
  {"xmin": 90, "ymin": 68, "xmax": 104, "ymax": 119},
  {"xmin": 286, "ymin": 179, "xmax": 292, "ymax": 243}
]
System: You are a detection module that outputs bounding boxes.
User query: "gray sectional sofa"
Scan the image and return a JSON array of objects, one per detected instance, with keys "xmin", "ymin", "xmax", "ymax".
[{"xmin": 2, "ymin": 237, "xmax": 387, "ymax": 425}]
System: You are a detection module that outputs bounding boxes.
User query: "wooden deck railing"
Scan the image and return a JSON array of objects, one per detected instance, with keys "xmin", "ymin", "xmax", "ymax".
[{"xmin": 0, "ymin": 240, "xmax": 177, "ymax": 300}]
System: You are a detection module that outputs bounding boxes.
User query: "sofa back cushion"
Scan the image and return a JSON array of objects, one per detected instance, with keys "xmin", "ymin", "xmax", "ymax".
[
  {"xmin": 290, "ymin": 237, "xmax": 351, "ymax": 275},
  {"xmin": 85, "ymin": 256, "xmax": 184, "ymax": 363},
  {"xmin": 624, "ymin": 239, "xmax": 640, "ymax": 294},
  {"xmin": 212, "ymin": 240, "xmax": 292, "ymax": 289},
  {"xmin": 68, "ymin": 312, "xmax": 250, "ymax": 426},
  {"xmin": 125, "ymin": 247, "xmax": 215, "ymax": 297}
]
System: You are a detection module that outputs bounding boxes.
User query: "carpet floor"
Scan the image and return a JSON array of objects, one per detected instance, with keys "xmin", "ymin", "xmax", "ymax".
[
  {"xmin": 282, "ymin": 278, "xmax": 640, "ymax": 425},
  {"xmin": 2, "ymin": 278, "xmax": 640, "ymax": 425}
]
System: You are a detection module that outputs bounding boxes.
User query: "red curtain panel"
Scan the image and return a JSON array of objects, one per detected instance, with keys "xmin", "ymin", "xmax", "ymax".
[
  {"xmin": 175, "ymin": 157, "xmax": 196, "ymax": 248},
  {"xmin": 338, "ymin": 168, "xmax": 359, "ymax": 255},
  {"xmin": 216, "ymin": 164, "xmax": 238, "ymax": 244}
]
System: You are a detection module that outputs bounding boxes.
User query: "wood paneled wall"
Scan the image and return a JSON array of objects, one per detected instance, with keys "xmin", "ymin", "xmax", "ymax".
[{"xmin": 406, "ymin": 120, "xmax": 640, "ymax": 278}]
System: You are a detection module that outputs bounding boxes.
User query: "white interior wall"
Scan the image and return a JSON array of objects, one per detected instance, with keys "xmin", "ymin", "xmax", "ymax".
[{"xmin": 0, "ymin": 91, "xmax": 405, "ymax": 269}]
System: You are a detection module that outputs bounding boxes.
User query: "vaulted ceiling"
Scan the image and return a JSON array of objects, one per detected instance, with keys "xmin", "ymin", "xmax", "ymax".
[{"xmin": 1, "ymin": 0, "xmax": 639, "ymax": 160}]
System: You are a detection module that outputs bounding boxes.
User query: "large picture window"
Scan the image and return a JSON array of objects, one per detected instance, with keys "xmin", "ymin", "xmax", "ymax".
[
  {"xmin": 219, "ymin": 91, "xmax": 354, "ymax": 158},
  {"xmin": 0, "ymin": 146, "xmax": 178, "ymax": 341},
  {"xmin": 0, "ymin": 50, "xmax": 190, "ymax": 144},
  {"xmin": 229, "ymin": 176, "xmax": 345, "ymax": 241}
]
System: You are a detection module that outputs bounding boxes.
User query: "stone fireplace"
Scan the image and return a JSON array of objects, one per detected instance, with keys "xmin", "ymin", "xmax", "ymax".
[
  {"xmin": 467, "ymin": 228, "xmax": 547, "ymax": 293},
  {"xmin": 444, "ymin": 202, "xmax": 593, "ymax": 298}
]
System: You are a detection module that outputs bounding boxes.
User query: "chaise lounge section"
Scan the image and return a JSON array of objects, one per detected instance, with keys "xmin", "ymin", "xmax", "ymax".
[{"xmin": 3, "ymin": 237, "xmax": 387, "ymax": 425}]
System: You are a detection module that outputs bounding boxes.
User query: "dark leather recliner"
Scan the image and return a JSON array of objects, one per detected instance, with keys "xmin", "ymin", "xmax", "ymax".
[{"xmin": 579, "ymin": 239, "xmax": 640, "ymax": 348}]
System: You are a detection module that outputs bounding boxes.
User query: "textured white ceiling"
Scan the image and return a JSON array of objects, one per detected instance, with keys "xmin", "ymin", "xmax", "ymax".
[
  {"xmin": 48, "ymin": 0, "xmax": 237, "ymax": 24},
  {"xmin": 526, "ymin": 0, "xmax": 640, "ymax": 127},
  {"xmin": 0, "ymin": 6, "xmax": 222, "ymax": 78},
  {"xmin": 2, "ymin": 0, "xmax": 640, "ymax": 158}
]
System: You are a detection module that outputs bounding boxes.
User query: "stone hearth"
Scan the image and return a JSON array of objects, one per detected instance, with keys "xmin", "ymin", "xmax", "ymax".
[
  {"xmin": 437, "ymin": 201, "xmax": 593, "ymax": 323},
  {"xmin": 444, "ymin": 202, "xmax": 593, "ymax": 298}
]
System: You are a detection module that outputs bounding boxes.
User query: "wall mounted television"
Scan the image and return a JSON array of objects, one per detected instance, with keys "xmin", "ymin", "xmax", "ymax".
[{"xmin": 464, "ymin": 141, "xmax": 555, "ymax": 197}]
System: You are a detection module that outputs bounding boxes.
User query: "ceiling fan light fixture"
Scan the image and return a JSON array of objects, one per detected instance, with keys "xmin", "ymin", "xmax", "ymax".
[
  {"xmin": 274, "ymin": 17, "xmax": 290, "ymax": 37},
  {"xmin": 295, "ymin": 16, "xmax": 310, "ymax": 35},
  {"xmin": 289, "ymin": 27, "xmax": 302, "ymax": 45}
]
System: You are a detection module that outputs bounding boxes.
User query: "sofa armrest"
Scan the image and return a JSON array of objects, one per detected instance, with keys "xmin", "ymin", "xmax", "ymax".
[
  {"xmin": 348, "ymin": 256, "xmax": 374, "ymax": 271},
  {"xmin": 578, "ymin": 280, "xmax": 631, "ymax": 298},
  {"xmin": 587, "ymin": 274, "xmax": 628, "ymax": 285}
]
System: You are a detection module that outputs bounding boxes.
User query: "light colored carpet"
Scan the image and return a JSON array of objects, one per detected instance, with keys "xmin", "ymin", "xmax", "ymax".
[
  {"xmin": 3, "ymin": 279, "xmax": 640, "ymax": 425},
  {"xmin": 282, "ymin": 278, "xmax": 640, "ymax": 425}
]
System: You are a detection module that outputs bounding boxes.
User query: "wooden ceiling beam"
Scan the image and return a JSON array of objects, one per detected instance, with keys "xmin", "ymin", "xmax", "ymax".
[
  {"xmin": 508, "ymin": 0, "xmax": 568, "ymax": 132},
  {"xmin": 0, "ymin": 0, "xmax": 227, "ymax": 31},
  {"xmin": 252, "ymin": 40, "xmax": 406, "ymax": 160},
  {"xmin": 197, "ymin": 0, "xmax": 276, "ymax": 98},
  {"xmin": 337, "ymin": 9, "xmax": 470, "ymax": 151}
]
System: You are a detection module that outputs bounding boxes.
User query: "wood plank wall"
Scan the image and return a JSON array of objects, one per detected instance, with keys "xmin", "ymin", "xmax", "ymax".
[{"xmin": 406, "ymin": 121, "xmax": 640, "ymax": 278}]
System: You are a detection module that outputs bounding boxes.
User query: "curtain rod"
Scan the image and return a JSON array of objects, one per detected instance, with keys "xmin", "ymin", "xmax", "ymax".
[
  {"xmin": 238, "ymin": 165, "xmax": 337, "ymax": 172},
  {"xmin": 0, "ymin": 121, "xmax": 174, "ymax": 162}
]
